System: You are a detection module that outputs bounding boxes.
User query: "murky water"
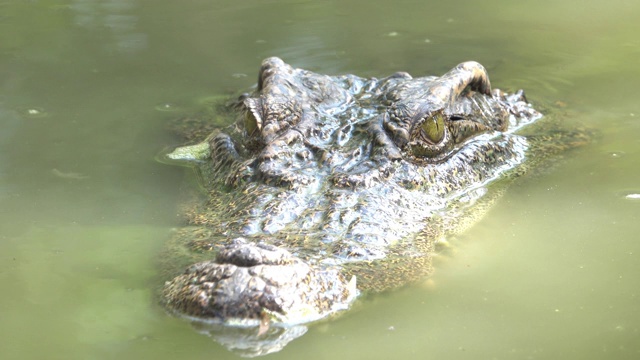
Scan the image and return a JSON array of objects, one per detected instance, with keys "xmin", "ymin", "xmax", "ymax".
[{"xmin": 1, "ymin": 0, "xmax": 639, "ymax": 359}]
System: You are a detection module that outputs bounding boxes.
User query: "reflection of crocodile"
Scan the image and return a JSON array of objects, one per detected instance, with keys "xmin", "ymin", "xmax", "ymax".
[{"xmin": 160, "ymin": 57, "xmax": 582, "ymax": 356}]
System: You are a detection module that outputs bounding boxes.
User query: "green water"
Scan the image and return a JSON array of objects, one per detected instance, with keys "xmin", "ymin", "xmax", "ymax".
[{"xmin": 1, "ymin": 0, "xmax": 639, "ymax": 359}]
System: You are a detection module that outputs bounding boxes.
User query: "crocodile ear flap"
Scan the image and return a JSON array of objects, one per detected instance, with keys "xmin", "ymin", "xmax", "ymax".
[{"xmin": 243, "ymin": 98, "xmax": 264, "ymax": 136}]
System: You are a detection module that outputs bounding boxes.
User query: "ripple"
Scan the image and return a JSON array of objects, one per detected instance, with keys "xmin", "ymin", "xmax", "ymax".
[
  {"xmin": 22, "ymin": 108, "xmax": 49, "ymax": 118},
  {"xmin": 154, "ymin": 103, "xmax": 182, "ymax": 112}
]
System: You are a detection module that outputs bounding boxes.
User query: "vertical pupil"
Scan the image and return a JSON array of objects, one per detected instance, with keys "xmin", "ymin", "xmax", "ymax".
[{"xmin": 421, "ymin": 113, "xmax": 445, "ymax": 143}]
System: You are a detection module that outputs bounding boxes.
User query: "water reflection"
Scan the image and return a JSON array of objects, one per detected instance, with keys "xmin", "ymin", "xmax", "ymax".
[
  {"xmin": 190, "ymin": 321, "xmax": 308, "ymax": 358},
  {"xmin": 70, "ymin": 0, "xmax": 147, "ymax": 53}
]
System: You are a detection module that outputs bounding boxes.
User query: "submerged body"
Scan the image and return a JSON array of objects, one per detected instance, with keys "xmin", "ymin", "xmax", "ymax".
[{"xmin": 159, "ymin": 57, "xmax": 568, "ymax": 355}]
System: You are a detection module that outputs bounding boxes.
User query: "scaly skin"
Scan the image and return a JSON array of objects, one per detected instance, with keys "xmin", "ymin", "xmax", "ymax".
[{"xmin": 160, "ymin": 58, "xmax": 552, "ymax": 352}]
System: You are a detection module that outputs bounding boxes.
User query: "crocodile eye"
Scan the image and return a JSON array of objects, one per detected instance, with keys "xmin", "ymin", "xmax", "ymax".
[
  {"xmin": 420, "ymin": 112, "xmax": 445, "ymax": 144},
  {"xmin": 244, "ymin": 110, "xmax": 260, "ymax": 136},
  {"xmin": 408, "ymin": 111, "xmax": 450, "ymax": 158}
]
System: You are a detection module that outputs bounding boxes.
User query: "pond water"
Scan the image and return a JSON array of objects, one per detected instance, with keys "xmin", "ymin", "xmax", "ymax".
[{"xmin": 1, "ymin": 0, "xmax": 639, "ymax": 359}]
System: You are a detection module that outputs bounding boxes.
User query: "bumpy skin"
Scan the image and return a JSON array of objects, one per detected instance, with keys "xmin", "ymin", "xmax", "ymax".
[
  {"xmin": 164, "ymin": 239, "xmax": 356, "ymax": 325},
  {"xmin": 162, "ymin": 57, "xmax": 543, "ymax": 332}
]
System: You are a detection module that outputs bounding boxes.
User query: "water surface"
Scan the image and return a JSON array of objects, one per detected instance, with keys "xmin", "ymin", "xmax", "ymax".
[{"xmin": 1, "ymin": 0, "xmax": 639, "ymax": 359}]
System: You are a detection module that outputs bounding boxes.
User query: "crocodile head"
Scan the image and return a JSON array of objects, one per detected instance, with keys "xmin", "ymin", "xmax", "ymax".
[{"xmin": 161, "ymin": 57, "xmax": 542, "ymax": 354}]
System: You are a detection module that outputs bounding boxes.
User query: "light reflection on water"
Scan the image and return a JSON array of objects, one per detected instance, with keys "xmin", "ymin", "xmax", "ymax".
[{"xmin": 0, "ymin": 0, "xmax": 639, "ymax": 359}]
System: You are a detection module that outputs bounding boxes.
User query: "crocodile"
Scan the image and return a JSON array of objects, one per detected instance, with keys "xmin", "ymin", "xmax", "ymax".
[{"xmin": 159, "ymin": 57, "xmax": 583, "ymax": 356}]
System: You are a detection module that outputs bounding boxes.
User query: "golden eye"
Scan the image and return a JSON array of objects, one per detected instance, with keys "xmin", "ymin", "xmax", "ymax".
[
  {"xmin": 244, "ymin": 110, "xmax": 260, "ymax": 136},
  {"xmin": 420, "ymin": 112, "xmax": 445, "ymax": 144}
]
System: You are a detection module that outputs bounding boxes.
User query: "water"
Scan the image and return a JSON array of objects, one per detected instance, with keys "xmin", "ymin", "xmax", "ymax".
[{"xmin": 1, "ymin": 0, "xmax": 639, "ymax": 359}]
